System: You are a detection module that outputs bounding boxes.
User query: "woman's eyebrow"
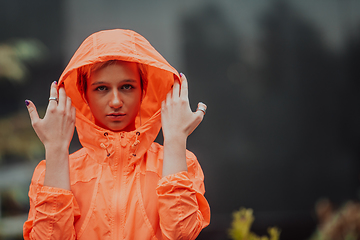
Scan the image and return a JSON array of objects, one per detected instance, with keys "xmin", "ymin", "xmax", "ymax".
[
  {"xmin": 91, "ymin": 79, "xmax": 137, "ymax": 86},
  {"xmin": 91, "ymin": 81, "xmax": 106, "ymax": 86},
  {"xmin": 121, "ymin": 79, "xmax": 137, "ymax": 83}
]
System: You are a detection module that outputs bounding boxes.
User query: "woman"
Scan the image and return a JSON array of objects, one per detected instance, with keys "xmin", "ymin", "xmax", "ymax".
[{"xmin": 23, "ymin": 29, "xmax": 210, "ymax": 239}]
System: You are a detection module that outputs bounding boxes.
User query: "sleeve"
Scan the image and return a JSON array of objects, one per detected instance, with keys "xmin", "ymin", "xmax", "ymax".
[
  {"xmin": 23, "ymin": 161, "xmax": 81, "ymax": 240},
  {"xmin": 156, "ymin": 152, "xmax": 210, "ymax": 240}
]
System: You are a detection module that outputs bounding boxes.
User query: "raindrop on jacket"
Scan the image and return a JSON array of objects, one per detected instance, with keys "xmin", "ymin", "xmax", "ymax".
[{"xmin": 23, "ymin": 29, "xmax": 210, "ymax": 240}]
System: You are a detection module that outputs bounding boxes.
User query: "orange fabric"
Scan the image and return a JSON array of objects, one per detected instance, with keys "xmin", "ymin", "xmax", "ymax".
[{"xmin": 23, "ymin": 29, "xmax": 210, "ymax": 240}]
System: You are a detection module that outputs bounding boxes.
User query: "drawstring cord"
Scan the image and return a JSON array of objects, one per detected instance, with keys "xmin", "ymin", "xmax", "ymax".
[
  {"xmin": 100, "ymin": 132, "xmax": 111, "ymax": 157},
  {"xmin": 131, "ymin": 132, "xmax": 140, "ymax": 157},
  {"xmin": 100, "ymin": 131, "xmax": 140, "ymax": 158}
]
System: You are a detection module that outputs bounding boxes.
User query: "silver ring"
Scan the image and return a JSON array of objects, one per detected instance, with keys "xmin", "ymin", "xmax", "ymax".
[
  {"xmin": 49, "ymin": 97, "xmax": 58, "ymax": 102},
  {"xmin": 197, "ymin": 108, "xmax": 206, "ymax": 115},
  {"xmin": 197, "ymin": 107, "xmax": 206, "ymax": 114},
  {"xmin": 197, "ymin": 102, "xmax": 207, "ymax": 115}
]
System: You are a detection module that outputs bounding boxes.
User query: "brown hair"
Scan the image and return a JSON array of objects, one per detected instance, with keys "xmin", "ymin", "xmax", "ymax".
[{"xmin": 77, "ymin": 60, "xmax": 147, "ymax": 99}]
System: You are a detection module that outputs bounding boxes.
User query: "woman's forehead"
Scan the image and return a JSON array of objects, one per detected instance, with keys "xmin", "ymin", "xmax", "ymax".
[{"xmin": 88, "ymin": 62, "xmax": 140, "ymax": 84}]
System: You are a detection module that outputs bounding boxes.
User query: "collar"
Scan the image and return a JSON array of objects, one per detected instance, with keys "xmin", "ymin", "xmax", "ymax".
[{"xmin": 75, "ymin": 110, "xmax": 162, "ymax": 169}]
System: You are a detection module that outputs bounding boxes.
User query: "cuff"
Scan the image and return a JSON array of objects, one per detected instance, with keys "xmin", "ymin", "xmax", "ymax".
[
  {"xmin": 40, "ymin": 186, "xmax": 73, "ymax": 195},
  {"xmin": 156, "ymin": 171, "xmax": 193, "ymax": 195}
]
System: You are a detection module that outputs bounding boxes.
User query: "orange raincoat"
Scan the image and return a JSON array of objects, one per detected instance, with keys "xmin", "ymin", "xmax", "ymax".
[{"xmin": 23, "ymin": 29, "xmax": 210, "ymax": 240}]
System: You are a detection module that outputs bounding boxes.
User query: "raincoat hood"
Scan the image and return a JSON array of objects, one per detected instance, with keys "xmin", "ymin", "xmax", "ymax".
[{"xmin": 58, "ymin": 29, "xmax": 179, "ymax": 155}]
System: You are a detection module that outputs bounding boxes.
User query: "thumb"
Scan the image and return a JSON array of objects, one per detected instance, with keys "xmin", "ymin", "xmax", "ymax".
[
  {"xmin": 192, "ymin": 102, "xmax": 207, "ymax": 131},
  {"xmin": 196, "ymin": 102, "xmax": 207, "ymax": 117},
  {"xmin": 25, "ymin": 100, "xmax": 40, "ymax": 125},
  {"xmin": 188, "ymin": 102, "xmax": 207, "ymax": 136},
  {"xmin": 194, "ymin": 110, "xmax": 204, "ymax": 126},
  {"xmin": 187, "ymin": 111, "xmax": 204, "ymax": 136}
]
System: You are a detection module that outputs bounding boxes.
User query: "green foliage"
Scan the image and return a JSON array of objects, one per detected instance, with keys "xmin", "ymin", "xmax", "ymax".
[
  {"xmin": 0, "ymin": 110, "xmax": 44, "ymax": 163},
  {"xmin": 0, "ymin": 38, "xmax": 47, "ymax": 163},
  {"xmin": 0, "ymin": 38, "xmax": 47, "ymax": 82},
  {"xmin": 229, "ymin": 208, "xmax": 281, "ymax": 240}
]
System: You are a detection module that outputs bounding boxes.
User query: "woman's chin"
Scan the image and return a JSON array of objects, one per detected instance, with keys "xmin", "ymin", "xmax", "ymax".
[{"xmin": 108, "ymin": 122, "xmax": 135, "ymax": 132}]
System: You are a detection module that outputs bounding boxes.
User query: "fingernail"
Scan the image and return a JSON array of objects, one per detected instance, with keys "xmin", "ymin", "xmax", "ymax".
[
  {"xmin": 53, "ymin": 81, "xmax": 57, "ymax": 85},
  {"xmin": 25, "ymin": 100, "xmax": 30, "ymax": 106}
]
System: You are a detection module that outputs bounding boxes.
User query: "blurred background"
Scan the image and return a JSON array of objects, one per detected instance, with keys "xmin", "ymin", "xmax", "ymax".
[{"xmin": 1, "ymin": 0, "xmax": 360, "ymax": 239}]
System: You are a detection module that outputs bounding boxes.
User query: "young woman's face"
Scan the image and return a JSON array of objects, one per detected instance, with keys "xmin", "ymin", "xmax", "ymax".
[{"xmin": 86, "ymin": 62, "xmax": 142, "ymax": 132}]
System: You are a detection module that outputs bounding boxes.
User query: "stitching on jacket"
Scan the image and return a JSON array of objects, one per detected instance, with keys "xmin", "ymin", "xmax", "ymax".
[
  {"xmin": 32, "ymin": 164, "xmax": 46, "ymax": 238},
  {"xmin": 131, "ymin": 31, "xmax": 136, "ymax": 56},
  {"xmin": 47, "ymin": 194, "xmax": 56, "ymax": 240},
  {"xmin": 69, "ymin": 153, "xmax": 99, "ymax": 184},
  {"xmin": 135, "ymin": 172, "xmax": 158, "ymax": 239},
  {"xmin": 77, "ymin": 167, "xmax": 102, "ymax": 239},
  {"xmin": 145, "ymin": 169, "xmax": 161, "ymax": 180},
  {"xmin": 177, "ymin": 194, "xmax": 185, "ymax": 240},
  {"xmin": 69, "ymin": 148, "xmax": 88, "ymax": 159},
  {"xmin": 93, "ymin": 34, "xmax": 97, "ymax": 57},
  {"xmin": 34, "ymin": 164, "xmax": 46, "ymax": 203},
  {"xmin": 109, "ymin": 164, "xmax": 117, "ymax": 239}
]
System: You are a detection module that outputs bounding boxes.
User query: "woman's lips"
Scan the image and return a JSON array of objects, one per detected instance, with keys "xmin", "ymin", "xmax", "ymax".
[{"xmin": 107, "ymin": 113, "xmax": 126, "ymax": 120}]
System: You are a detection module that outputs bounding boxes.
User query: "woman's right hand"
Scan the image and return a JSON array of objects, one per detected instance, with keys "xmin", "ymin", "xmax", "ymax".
[
  {"xmin": 25, "ymin": 81, "xmax": 75, "ymax": 190},
  {"xmin": 25, "ymin": 81, "xmax": 76, "ymax": 151}
]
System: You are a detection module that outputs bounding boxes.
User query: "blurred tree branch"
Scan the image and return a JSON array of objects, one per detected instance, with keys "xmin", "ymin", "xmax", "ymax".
[{"xmin": 0, "ymin": 38, "xmax": 47, "ymax": 83}]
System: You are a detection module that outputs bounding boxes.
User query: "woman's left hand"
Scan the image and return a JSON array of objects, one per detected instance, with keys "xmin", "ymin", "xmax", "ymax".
[{"xmin": 161, "ymin": 73, "xmax": 206, "ymax": 141}]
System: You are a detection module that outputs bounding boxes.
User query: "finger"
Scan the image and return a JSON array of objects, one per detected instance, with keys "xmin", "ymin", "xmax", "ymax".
[
  {"xmin": 188, "ymin": 111, "xmax": 204, "ymax": 136},
  {"xmin": 196, "ymin": 102, "xmax": 207, "ymax": 116},
  {"xmin": 25, "ymin": 100, "xmax": 40, "ymax": 125},
  {"xmin": 66, "ymin": 97, "xmax": 72, "ymax": 113},
  {"xmin": 172, "ymin": 78, "xmax": 180, "ymax": 99},
  {"xmin": 179, "ymin": 73, "xmax": 189, "ymax": 100},
  {"xmin": 165, "ymin": 89, "xmax": 172, "ymax": 105},
  {"xmin": 195, "ymin": 110, "xmax": 205, "ymax": 124},
  {"xmin": 58, "ymin": 87, "xmax": 67, "ymax": 109},
  {"xmin": 47, "ymin": 81, "xmax": 58, "ymax": 109},
  {"xmin": 71, "ymin": 105, "xmax": 76, "ymax": 121},
  {"xmin": 161, "ymin": 99, "xmax": 165, "ymax": 111}
]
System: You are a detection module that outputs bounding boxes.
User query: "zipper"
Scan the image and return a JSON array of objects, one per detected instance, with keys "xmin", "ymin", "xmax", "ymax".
[{"xmin": 114, "ymin": 132, "xmax": 128, "ymax": 239}]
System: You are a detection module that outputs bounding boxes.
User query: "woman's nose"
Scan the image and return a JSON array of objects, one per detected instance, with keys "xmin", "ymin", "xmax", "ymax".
[{"xmin": 109, "ymin": 90, "xmax": 123, "ymax": 108}]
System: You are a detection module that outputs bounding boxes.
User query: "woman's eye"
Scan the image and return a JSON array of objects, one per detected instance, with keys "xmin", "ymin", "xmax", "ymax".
[
  {"xmin": 96, "ymin": 86, "xmax": 107, "ymax": 91},
  {"xmin": 122, "ymin": 84, "xmax": 133, "ymax": 90}
]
